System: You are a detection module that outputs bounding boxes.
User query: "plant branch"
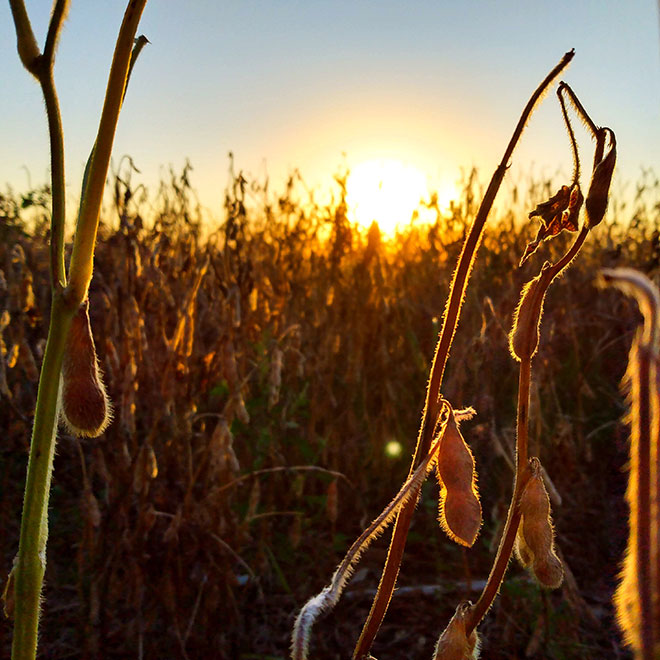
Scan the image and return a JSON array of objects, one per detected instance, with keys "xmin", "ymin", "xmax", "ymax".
[
  {"xmin": 466, "ymin": 357, "xmax": 532, "ymax": 632},
  {"xmin": 352, "ymin": 48, "xmax": 575, "ymax": 660},
  {"xmin": 66, "ymin": 0, "xmax": 148, "ymax": 307},
  {"xmin": 11, "ymin": 296, "xmax": 75, "ymax": 660},
  {"xmin": 603, "ymin": 269, "xmax": 660, "ymax": 658},
  {"xmin": 39, "ymin": 69, "xmax": 67, "ymax": 290},
  {"xmin": 467, "ymin": 222, "xmax": 590, "ymax": 634},
  {"xmin": 43, "ymin": 0, "xmax": 69, "ymax": 66},
  {"xmin": 557, "ymin": 84, "xmax": 580, "ymax": 183},
  {"xmin": 8, "ymin": 0, "xmax": 40, "ymax": 77}
]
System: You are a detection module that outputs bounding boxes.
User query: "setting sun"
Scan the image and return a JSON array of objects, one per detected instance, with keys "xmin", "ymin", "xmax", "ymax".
[{"xmin": 346, "ymin": 159, "xmax": 429, "ymax": 234}]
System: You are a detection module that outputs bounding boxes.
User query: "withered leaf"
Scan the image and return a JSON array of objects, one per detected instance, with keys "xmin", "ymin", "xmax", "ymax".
[{"xmin": 521, "ymin": 184, "xmax": 583, "ymax": 266}]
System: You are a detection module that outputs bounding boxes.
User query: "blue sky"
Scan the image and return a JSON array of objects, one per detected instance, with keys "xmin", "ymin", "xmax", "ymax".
[{"xmin": 1, "ymin": 1, "xmax": 659, "ymax": 223}]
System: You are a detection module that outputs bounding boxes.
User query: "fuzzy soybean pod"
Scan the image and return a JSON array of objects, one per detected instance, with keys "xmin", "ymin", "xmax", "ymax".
[
  {"xmin": 517, "ymin": 458, "xmax": 563, "ymax": 589},
  {"xmin": 433, "ymin": 601, "xmax": 481, "ymax": 660},
  {"xmin": 61, "ymin": 299, "xmax": 111, "ymax": 437},
  {"xmin": 436, "ymin": 408, "xmax": 482, "ymax": 547},
  {"xmin": 509, "ymin": 264, "xmax": 555, "ymax": 362}
]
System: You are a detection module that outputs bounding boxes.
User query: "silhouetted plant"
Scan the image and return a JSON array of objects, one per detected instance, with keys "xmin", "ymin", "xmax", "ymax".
[
  {"xmin": 602, "ymin": 269, "xmax": 660, "ymax": 660},
  {"xmin": 292, "ymin": 49, "xmax": 618, "ymax": 659}
]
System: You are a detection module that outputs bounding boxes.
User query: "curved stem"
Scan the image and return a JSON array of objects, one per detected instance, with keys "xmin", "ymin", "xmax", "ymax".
[
  {"xmin": 557, "ymin": 84, "xmax": 580, "ymax": 183},
  {"xmin": 352, "ymin": 49, "xmax": 575, "ymax": 660},
  {"xmin": 39, "ymin": 69, "xmax": 67, "ymax": 290},
  {"xmin": 557, "ymin": 81, "xmax": 599, "ymax": 139},
  {"xmin": 43, "ymin": 0, "xmax": 69, "ymax": 65},
  {"xmin": 8, "ymin": 0, "xmax": 40, "ymax": 76}
]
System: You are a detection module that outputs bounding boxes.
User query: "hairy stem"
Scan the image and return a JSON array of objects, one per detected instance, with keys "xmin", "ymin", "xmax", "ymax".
[
  {"xmin": 66, "ymin": 0, "xmax": 148, "ymax": 306},
  {"xmin": 43, "ymin": 0, "xmax": 69, "ymax": 65},
  {"xmin": 12, "ymin": 296, "xmax": 74, "ymax": 660},
  {"xmin": 41, "ymin": 0, "xmax": 70, "ymax": 290},
  {"xmin": 352, "ymin": 48, "xmax": 575, "ymax": 660},
  {"xmin": 40, "ymin": 69, "xmax": 67, "ymax": 290},
  {"xmin": 9, "ymin": 3, "xmax": 148, "ymax": 658},
  {"xmin": 634, "ymin": 345, "xmax": 654, "ymax": 659},
  {"xmin": 467, "ymin": 357, "xmax": 531, "ymax": 632}
]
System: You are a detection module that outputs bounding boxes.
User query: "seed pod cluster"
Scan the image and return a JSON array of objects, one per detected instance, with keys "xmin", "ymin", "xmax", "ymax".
[
  {"xmin": 433, "ymin": 601, "xmax": 480, "ymax": 660},
  {"xmin": 436, "ymin": 409, "xmax": 482, "ymax": 547},
  {"xmin": 61, "ymin": 300, "xmax": 111, "ymax": 437},
  {"xmin": 515, "ymin": 458, "xmax": 563, "ymax": 589}
]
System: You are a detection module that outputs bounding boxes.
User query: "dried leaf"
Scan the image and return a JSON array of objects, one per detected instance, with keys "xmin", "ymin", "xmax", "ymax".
[{"xmin": 521, "ymin": 184, "xmax": 583, "ymax": 265}]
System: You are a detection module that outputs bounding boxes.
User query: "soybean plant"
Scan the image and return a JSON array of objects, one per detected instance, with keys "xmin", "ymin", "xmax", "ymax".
[
  {"xmin": 603, "ymin": 269, "xmax": 660, "ymax": 660},
  {"xmin": 4, "ymin": 3, "xmax": 148, "ymax": 659},
  {"xmin": 292, "ymin": 49, "xmax": 617, "ymax": 659}
]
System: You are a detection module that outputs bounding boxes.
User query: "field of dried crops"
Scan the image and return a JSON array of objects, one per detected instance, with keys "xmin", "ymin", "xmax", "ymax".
[{"xmin": 1, "ymin": 164, "xmax": 659, "ymax": 659}]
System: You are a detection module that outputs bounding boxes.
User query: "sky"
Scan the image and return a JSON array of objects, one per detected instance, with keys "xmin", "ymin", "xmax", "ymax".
[{"xmin": 1, "ymin": 1, "xmax": 659, "ymax": 228}]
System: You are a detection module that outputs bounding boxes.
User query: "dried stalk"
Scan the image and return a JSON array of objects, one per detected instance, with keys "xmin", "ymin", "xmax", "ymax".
[
  {"xmin": 351, "ymin": 49, "xmax": 575, "ymax": 660},
  {"xmin": 602, "ymin": 269, "xmax": 660, "ymax": 660}
]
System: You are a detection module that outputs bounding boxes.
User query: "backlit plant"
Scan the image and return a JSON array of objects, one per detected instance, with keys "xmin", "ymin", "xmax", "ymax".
[{"xmin": 292, "ymin": 49, "xmax": 618, "ymax": 659}]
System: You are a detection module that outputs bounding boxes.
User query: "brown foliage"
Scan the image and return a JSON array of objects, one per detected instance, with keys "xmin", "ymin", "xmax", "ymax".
[{"xmin": 1, "ymin": 164, "xmax": 658, "ymax": 657}]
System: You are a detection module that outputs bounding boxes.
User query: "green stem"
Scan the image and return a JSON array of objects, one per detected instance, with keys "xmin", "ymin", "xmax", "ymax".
[
  {"xmin": 12, "ymin": 296, "xmax": 74, "ymax": 660},
  {"xmin": 40, "ymin": 0, "xmax": 70, "ymax": 291},
  {"xmin": 66, "ymin": 0, "xmax": 148, "ymax": 307},
  {"xmin": 40, "ymin": 69, "xmax": 67, "ymax": 290},
  {"xmin": 8, "ymin": 3, "xmax": 148, "ymax": 658}
]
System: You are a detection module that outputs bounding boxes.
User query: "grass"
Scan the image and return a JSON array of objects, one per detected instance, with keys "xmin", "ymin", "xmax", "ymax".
[{"xmin": 1, "ymin": 153, "xmax": 658, "ymax": 657}]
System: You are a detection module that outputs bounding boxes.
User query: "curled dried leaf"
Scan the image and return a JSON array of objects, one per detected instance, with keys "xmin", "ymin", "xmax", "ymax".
[{"xmin": 521, "ymin": 184, "xmax": 583, "ymax": 265}]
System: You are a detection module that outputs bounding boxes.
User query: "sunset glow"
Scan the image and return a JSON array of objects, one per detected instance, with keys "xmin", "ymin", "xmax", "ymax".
[{"xmin": 346, "ymin": 159, "xmax": 428, "ymax": 234}]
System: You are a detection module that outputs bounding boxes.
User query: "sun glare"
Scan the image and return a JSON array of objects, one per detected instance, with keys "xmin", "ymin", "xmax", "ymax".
[{"xmin": 346, "ymin": 159, "xmax": 429, "ymax": 234}]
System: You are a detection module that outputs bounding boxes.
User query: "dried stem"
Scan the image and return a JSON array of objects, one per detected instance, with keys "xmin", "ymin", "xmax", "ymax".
[
  {"xmin": 557, "ymin": 84, "xmax": 580, "ymax": 183},
  {"xmin": 467, "ymin": 222, "xmax": 589, "ymax": 634},
  {"xmin": 557, "ymin": 81, "xmax": 599, "ymax": 138},
  {"xmin": 292, "ymin": 428, "xmax": 446, "ymax": 660},
  {"xmin": 352, "ymin": 48, "xmax": 575, "ymax": 660},
  {"xmin": 603, "ymin": 269, "xmax": 660, "ymax": 659},
  {"xmin": 467, "ymin": 357, "xmax": 532, "ymax": 632}
]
